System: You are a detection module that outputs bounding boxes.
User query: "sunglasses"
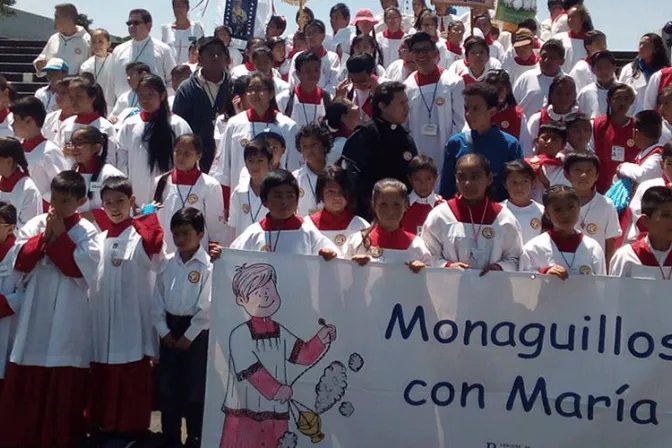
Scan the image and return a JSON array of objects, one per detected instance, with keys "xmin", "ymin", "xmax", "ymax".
[{"xmin": 126, "ymin": 20, "xmax": 146, "ymax": 26}]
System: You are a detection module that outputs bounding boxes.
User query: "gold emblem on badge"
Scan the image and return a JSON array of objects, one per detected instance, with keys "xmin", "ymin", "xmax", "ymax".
[
  {"xmin": 627, "ymin": 139, "xmax": 635, "ymax": 148},
  {"xmin": 260, "ymin": 245, "xmax": 271, "ymax": 252},
  {"xmin": 579, "ymin": 265, "xmax": 593, "ymax": 275},
  {"xmin": 585, "ymin": 223, "xmax": 598, "ymax": 235},
  {"xmin": 482, "ymin": 227, "xmax": 495, "ymax": 239},
  {"xmin": 403, "ymin": 151, "xmax": 413, "ymax": 161},
  {"xmin": 188, "ymin": 270, "xmax": 201, "ymax": 283},
  {"xmin": 241, "ymin": 138, "xmax": 249, "ymax": 147},
  {"xmin": 501, "ymin": 120, "xmax": 510, "ymax": 129},
  {"xmin": 435, "ymin": 97, "xmax": 446, "ymax": 106},
  {"xmin": 370, "ymin": 246, "xmax": 383, "ymax": 258},
  {"xmin": 242, "ymin": 203, "xmax": 250, "ymax": 214},
  {"xmin": 75, "ymin": 48, "xmax": 82, "ymax": 55},
  {"xmin": 530, "ymin": 218, "xmax": 541, "ymax": 229},
  {"xmin": 299, "ymin": 188, "xmax": 305, "ymax": 198},
  {"xmin": 112, "ymin": 259, "xmax": 122, "ymax": 267},
  {"xmin": 187, "ymin": 193, "xmax": 198, "ymax": 204},
  {"xmin": 334, "ymin": 234, "xmax": 347, "ymax": 246}
]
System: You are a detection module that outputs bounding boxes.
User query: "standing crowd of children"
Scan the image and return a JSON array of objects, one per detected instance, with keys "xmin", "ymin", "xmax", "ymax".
[{"xmin": 0, "ymin": 0, "xmax": 671, "ymax": 446}]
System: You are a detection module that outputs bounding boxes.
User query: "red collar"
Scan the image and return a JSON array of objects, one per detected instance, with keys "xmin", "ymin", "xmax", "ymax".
[
  {"xmin": 414, "ymin": 66, "xmax": 443, "ymax": 87},
  {"xmin": 22, "ymin": 135, "xmax": 47, "ymax": 152},
  {"xmin": 247, "ymin": 108, "xmax": 278, "ymax": 123},
  {"xmin": 273, "ymin": 59, "xmax": 286, "ymax": 68},
  {"xmin": 294, "ymin": 86, "xmax": 323, "ymax": 105},
  {"xmin": 310, "ymin": 209, "xmax": 354, "ymax": 231},
  {"xmin": 0, "ymin": 234, "xmax": 16, "ymax": 262},
  {"xmin": 447, "ymin": 196, "xmax": 502, "ymax": 225},
  {"xmin": 244, "ymin": 60, "xmax": 255, "ymax": 71},
  {"xmin": 367, "ymin": 224, "xmax": 415, "ymax": 250},
  {"xmin": 64, "ymin": 213, "xmax": 82, "ymax": 231},
  {"xmin": 525, "ymin": 154, "xmax": 564, "ymax": 174},
  {"xmin": 446, "ymin": 40, "xmax": 463, "ymax": 56},
  {"xmin": 58, "ymin": 111, "xmax": 71, "ymax": 122},
  {"xmin": 548, "ymin": 230, "xmax": 583, "ymax": 252},
  {"xmin": 383, "ymin": 29, "xmax": 404, "ymax": 39},
  {"xmin": 74, "ymin": 112, "xmax": 100, "ymax": 124},
  {"xmin": 0, "ymin": 169, "xmax": 28, "ymax": 192},
  {"xmin": 485, "ymin": 35, "xmax": 495, "ymax": 46},
  {"xmin": 0, "ymin": 109, "xmax": 10, "ymax": 123},
  {"xmin": 259, "ymin": 215, "xmax": 303, "ymax": 230},
  {"xmin": 106, "ymin": 218, "xmax": 134, "ymax": 238},
  {"xmin": 631, "ymin": 237, "xmax": 672, "ymax": 267},
  {"xmin": 312, "ymin": 46, "xmax": 327, "ymax": 58},
  {"xmin": 171, "ymin": 168, "xmax": 201, "ymax": 185},
  {"xmin": 76, "ymin": 159, "xmax": 97, "ymax": 174},
  {"xmin": 140, "ymin": 110, "xmax": 158, "ymax": 122},
  {"xmin": 568, "ymin": 30, "xmax": 585, "ymax": 40},
  {"xmin": 553, "ymin": 10, "xmax": 567, "ymax": 23},
  {"xmin": 515, "ymin": 53, "xmax": 540, "ymax": 66},
  {"xmin": 247, "ymin": 317, "xmax": 280, "ymax": 338}
]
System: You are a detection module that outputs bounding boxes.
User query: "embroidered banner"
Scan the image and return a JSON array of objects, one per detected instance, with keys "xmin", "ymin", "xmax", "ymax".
[
  {"xmin": 221, "ymin": 0, "xmax": 258, "ymax": 45},
  {"xmin": 204, "ymin": 250, "xmax": 672, "ymax": 448},
  {"xmin": 430, "ymin": 0, "xmax": 495, "ymax": 8},
  {"xmin": 496, "ymin": 0, "xmax": 538, "ymax": 25}
]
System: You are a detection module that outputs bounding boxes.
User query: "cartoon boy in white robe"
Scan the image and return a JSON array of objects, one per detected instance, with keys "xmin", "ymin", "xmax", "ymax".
[{"xmin": 220, "ymin": 263, "xmax": 337, "ymax": 448}]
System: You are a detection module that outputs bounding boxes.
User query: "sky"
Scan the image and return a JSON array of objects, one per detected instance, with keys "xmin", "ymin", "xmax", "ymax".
[{"xmin": 14, "ymin": 0, "xmax": 672, "ymax": 50}]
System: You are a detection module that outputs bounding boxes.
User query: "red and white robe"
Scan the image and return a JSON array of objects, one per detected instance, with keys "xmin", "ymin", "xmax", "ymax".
[
  {"xmin": 0, "ymin": 108, "xmax": 13, "ymax": 138},
  {"xmin": 306, "ymin": 209, "xmax": 369, "ymax": 252},
  {"xmin": 343, "ymin": 224, "xmax": 432, "ymax": 265},
  {"xmin": 0, "ymin": 169, "xmax": 42, "ymax": 229},
  {"xmin": 89, "ymin": 214, "xmax": 164, "ymax": 433},
  {"xmin": 229, "ymin": 180, "xmax": 268, "ymax": 238},
  {"xmin": 56, "ymin": 112, "xmax": 118, "ymax": 165},
  {"xmin": 288, "ymin": 47, "xmax": 341, "ymax": 95},
  {"xmin": 525, "ymin": 153, "xmax": 571, "ymax": 202},
  {"xmin": 624, "ymin": 176, "xmax": 670, "ymax": 242},
  {"xmin": 22, "ymin": 135, "xmax": 69, "ymax": 210},
  {"xmin": 0, "ymin": 235, "xmax": 23, "ymax": 389},
  {"xmin": 643, "ymin": 66, "xmax": 672, "ymax": 111},
  {"xmin": 558, "ymin": 31, "xmax": 587, "ymax": 74},
  {"xmin": 0, "ymin": 213, "xmax": 100, "ymax": 448},
  {"xmin": 401, "ymin": 191, "xmax": 444, "ymax": 236},
  {"xmin": 617, "ymin": 143, "xmax": 664, "ymax": 184},
  {"xmin": 492, "ymin": 105, "xmax": 530, "ymax": 152},
  {"xmin": 76, "ymin": 162, "xmax": 125, "ymax": 213},
  {"xmin": 293, "ymin": 165, "xmax": 322, "ymax": 218},
  {"xmin": 379, "ymin": 29, "xmax": 405, "ymax": 70},
  {"xmin": 610, "ymin": 236, "xmax": 672, "ymax": 278},
  {"xmin": 520, "ymin": 230, "xmax": 606, "ymax": 276},
  {"xmin": 276, "ymin": 85, "xmax": 328, "ymax": 128},
  {"xmin": 450, "ymin": 68, "xmax": 490, "ymax": 133},
  {"xmin": 592, "ymin": 116, "xmax": 640, "ymax": 194},
  {"xmin": 524, "ymin": 105, "xmax": 581, "ymax": 155},
  {"xmin": 421, "ymin": 196, "xmax": 524, "ymax": 270},
  {"xmin": 501, "ymin": 53, "xmax": 540, "ymax": 86}
]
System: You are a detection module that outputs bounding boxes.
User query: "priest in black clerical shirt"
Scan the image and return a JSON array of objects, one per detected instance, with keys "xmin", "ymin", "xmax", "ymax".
[{"xmin": 341, "ymin": 81, "xmax": 418, "ymax": 220}]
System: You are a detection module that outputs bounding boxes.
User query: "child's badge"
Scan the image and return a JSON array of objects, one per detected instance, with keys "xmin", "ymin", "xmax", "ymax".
[
  {"xmin": 75, "ymin": 48, "xmax": 82, "ymax": 55},
  {"xmin": 579, "ymin": 265, "xmax": 593, "ymax": 275},
  {"xmin": 530, "ymin": 218, "xmax": 541, "ymax": 230},
  {"xmin": 242, "ymin": 203, "xmax": 250, "ymax": 214},
  {"xmin": 370, "ymin": 246, "xmax": 383, "ymax": 258},
  {"xmin": 627, "ymin": 139, "xmax": 635, "ymax": 148},
  {"xmin": 299, "ymin": 188, "xmax": 305, "ymax": 198},
  {"xmin": 585, "ymin": 223, "xmax": 598, "ymax": 235},
  {"xmin": 334, "ymin": 234, "xmax": 347, "ymax": 246},
  {"xmin": 403, "ymin": 151, "xmax": 413, "ymax": 161},
  {"xmin": 500, "ymin": 120, "xmax": 510, "ymax": 129},
  {"xmin": 188, "ymin": 270, "xmax": 201, "ymax": 283},
  {"xmin": 112, "ymin": 258, "xmax": 122, "ymax": 267},
  {"xmin": 481, "ymin": 227, "xmax": 495, "ymax": 239},
  {"xmin": 187, "ymin": 193, "xmax": 199, "ymax": 204},
  {"xmin": 260, "ymin": 245, "xmax": 271, "ymax": 252},
  {"xmin": 240, "ymin": 138, "xmax": 249, "ymax": 147},
  {"xmin": 435, "ymin": 97, "xmax": 446, "ymax": 106}
]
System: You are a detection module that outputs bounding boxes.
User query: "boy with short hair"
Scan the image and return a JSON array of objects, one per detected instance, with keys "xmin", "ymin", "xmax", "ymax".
[
  {"xmin": 569, "ymin": 30, "xmax": 607, "ymax": 93},
  {"xmin": 328, "ymin": 3, "xmax": 352, "ymax": 61},
  {"xmin": 610, "ymin": 186, "xmax": 672, "ymax": 278},
  {"xmin": 401, "ymin": 155, "xmax": 444, "ymax": 236},
  {"xmin": 230, "ymin": 38, "xmax": 267, "ymax": 80},
  {"xmin": 565, "ymin": 112, "xmax": 593, "ymax": 153},
  {"xmin": 342, "ymin": 53, "xmax": 384, "ymax": 121},
  {"xmin": 9, "ymin": 97, "xmax": 69, "ymax": 210},
  {"xmin": 170, "ymin": 64, "xmax": 193, "ymax": 99},
  {"xmin": 564, "ymin": 152, "xmax": 621, "ymax": 264},
  {"xmin": 231, "ymin": 169, "xmax": 339, "ymax": 257},
  {"xmin": 252, "ymin": 46, "xmax": 291, "ymax": 97},
  {"xmin": 89, "ymin": 176, "xmax": 164, "ymax": 440},
  {"xmin": 577, "ymin": 50, "xmax": 617, "ymax": 118},
  {"xmin": 527, "ymin": 123, "xmax": 572, "ymax": 201},
  {"xmin": 288, "ymin": 19, "xmax": 341, "ymax": 95},
  {"xmin": 502, "ymin": 160, "xmax": 545, "ymax": 244},
  {"xmin": 277, "ymin": 51, "xmax": 332, "ymax": 126},
  {"xmin": 152, "ymin": 207, "xmax": 212, "ymax": 448},
  {"xmin": 617, "ymin": 110, "xmax": 665, "ymax": 183},
  {"xmin": 0, "ymin": 171, "xmax": 100, "ymax": 448},
  {"xmin": 109, "ymin": 62, "xmax": 152, "ymax": 124},
  {"xmin": 35, "ymin": 58, "xmax": 70, "ymax": 114},
  {"xmin": 43, "ymin": 77, "xmax": 75, "ymax": 142},
  {"xmin": 293, "ymin": 122, "xmax": 331, "ymax": 216},
  {"xmin": 229, "ymin": 138, "xmax": 272, "ymax": 237}
]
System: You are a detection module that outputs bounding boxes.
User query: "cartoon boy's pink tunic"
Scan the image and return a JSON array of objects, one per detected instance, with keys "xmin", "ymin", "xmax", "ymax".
[{"xmin": 220, "ymin": 316, "xmax": 327, "ymax": 448}]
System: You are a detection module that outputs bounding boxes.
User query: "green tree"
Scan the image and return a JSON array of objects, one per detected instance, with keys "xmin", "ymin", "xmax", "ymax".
[
  {"xmin": 0, "ymin": 0, "xmax": 16, "ymax": 18},
  {"xmin": 76, "ymin": 13, "xmax": 93, "ymax": 32}
]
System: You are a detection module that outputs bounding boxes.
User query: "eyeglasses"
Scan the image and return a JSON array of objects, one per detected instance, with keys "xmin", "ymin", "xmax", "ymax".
[
  {"xmin": 126, "ymin": 20, "xmax": 146, "ymax": 26},
  {"xmin": 246, "ymin": 87, "xmax": 269, "ymax": 94},
  {"xmin": 70, "ymin": 140, "xmax": 96, "ymax": 147}
]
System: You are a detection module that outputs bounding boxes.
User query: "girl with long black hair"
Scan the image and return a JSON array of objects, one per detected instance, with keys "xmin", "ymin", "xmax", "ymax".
[
  {"xmin": 117, "ymin": 74, "xmax": 192, "ymax": 206},
  {"xmin": 0, "ymin": 136, "xmax": 42, "ymax": 228}
]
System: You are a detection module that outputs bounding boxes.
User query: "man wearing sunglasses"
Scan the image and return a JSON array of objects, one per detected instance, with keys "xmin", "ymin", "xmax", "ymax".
[{"xmin": 106, "ymin": 9, "xmax": 177, "ymax": 110}]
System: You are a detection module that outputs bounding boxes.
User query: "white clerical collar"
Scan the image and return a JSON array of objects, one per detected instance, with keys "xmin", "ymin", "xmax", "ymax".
[{"xmin": 410, "ymin": 191, "xmax": 436, "ymax": 206}]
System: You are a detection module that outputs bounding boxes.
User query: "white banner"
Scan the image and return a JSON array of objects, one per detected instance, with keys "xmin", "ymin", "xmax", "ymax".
[{"xmin": 204, "ymin": 250, "xmax": 672, "ymax": 448}]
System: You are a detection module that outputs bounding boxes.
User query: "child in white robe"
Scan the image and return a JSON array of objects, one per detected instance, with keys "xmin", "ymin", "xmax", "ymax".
[
  {"xmin": 155, "ymin": 134, "xmax": 228, "ymax": 253},
  {"xmin": 89, "ymin": 176, "xmax": 164, "ymax": 436},
  {"xmin": 0, "ymin": 171, "xmax": 100, "ymax": 448},
  {"xmin": 344, "ymin": 178, "xmax": 431, "ymax": 270},
  {"xmin": 485, "ymin": 69, "xmax": 530, "ymax": 152},
  {"xmin": 502, "ymin": 160, "xmax": 545, "ymax": 245},
  {"xmin": 231, "ymin": 169, "xmax": 339, "ymax": 258},
  {"xmin": 378, "ymin": 7, "xmax": 406, "ymax": 70},
  {"xmin": 422, "ymin": 153, "xmax": 524, "ymax": 272},
  {"xmin": 117, "ymin": 74, "xmax": 193, "ymax": 206},
  {"xmin": 0, "ymin": 76, "xmax": 15, "ymax": 138},
  {"xmin": 520, "ymin": 185, "xmax": 606, "ymax": 276},
  {"xmin": 449, "ymin": 36, "xmax": 491, "ymax": 134},
  {"xmin": 79, "ymin": 29, "xmax": 115, "ymax": 108},
  {"xmin": 568, "ymin": 30, "xmax": 607, "ymax": 93},
  {"xmin": 108, "ymin": 62, "xmax": 151, "ymax": 126},
  {"xmin": 564, "ymin": 152, "xmax": 621, "ymax": 265},
  {"xmin": 400, "ymin": 155, "xmax": 443, "ymax": 236},
  {"xmin": 293, "ymin": 123, "xmax": 331, "ymax": 217},
  {"xmin": 0, "ymin": 137, "xmax": 42, "ymax": 228},
  {"xmin": 307, "ymin": 165, "xmax": 369, "ymax": 251},
  {"xmin": 229, "ymin": 138, "xmax": 272, "ymax": 237},
  {"xmin": 526, "ymin": 123, "xmax": 571, "ymax": 202},
  {"xmin": 0, "ymin": 202, "xmax": 24, "ymax": 393},
  {"xmin": 42, "ymin": 78, "xmax": 75, "ymax": 142},
  {"xmin": 616, "ymin": 110, "xmax": 665, "ymax": 184},
  {"xmin": 610, "ymin": 186, "xmax": 672, "ymax": 278},
  {"xmin": 577, "ymin": 51, "xmax": 617, "ymax": 119}
]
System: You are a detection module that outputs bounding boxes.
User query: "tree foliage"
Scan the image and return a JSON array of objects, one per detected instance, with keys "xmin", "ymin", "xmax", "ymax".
[
  {"xmin": 76, "ymin": 13, "xmax": 93, "ymax": 32},
  {"xmin": 0, "ymin": 0, "xmax": 16, "ymax": 18}
]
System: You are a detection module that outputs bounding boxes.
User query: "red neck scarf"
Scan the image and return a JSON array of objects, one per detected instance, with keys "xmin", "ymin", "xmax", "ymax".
[
  {"xmin": 106, "ymin": 219, "xmax": 134, "ymax": 238},
  {"xmin": 259, "ymin": 215, "xmax": 303, "ymax": 231},
  {"xmin": 0, "ymin": 109, "xmax": 9, "ymax": 123},
  {"xmin": 140, "ymin": 110, "xmax": 158, "ymax": 122},
  {"xmin": 548, "ymin": 230, "xmax": 583, "ymax": 252},
  {"xmin": 63, "ymin": 213, "xmax": 82, "ymax": 230},
  {"xmin": 515, "ymin": 53, "xmax": 540, "ymax": 66},
  {"xmin": 447, "ymin": 196, "xmax": 502, "ymax": 225},
  {"xmin": 244, "ymin": 60, "xmax": 255, "ymax": 71},
  {"xmin": 76, "ymin": 159, "xmax": 97, "ymax": 174},
  {"xmin": 553, "ymin": 10, "xmax": 567, "ymax": 23},
  {"xmin": 74, "ymin": 111, "xmax": 100, "ymax": 124},
  {"xmin": 312, "ymin": 46, "xmax": 327, "ymax": 58},
  {"xmin": 310, "ymin": 209, "xmax": 354, "ymax": 231},
  {"xmin": 247, "ymin": 108, "xmax": 277, "ymax": 123},
  {"xmin": 485, "ymin": 35, "xmax": 495, "ymax": 46},
  {"xmin": 171, "ymin": 168, "xmax": 201, "ymax": 185},
  {"xmin": 414, "ymin": 66, "xmax": 443, "ymax": 87},
  {"xmin": 367, "ymin": 224, "xmax": 415, "ymax": 250},
  {"xmin": 631, "ymin": 237, "xmax": 672, "ymax": 267},
  {"xmin": 383, "ymin": 29, "xmax": 404, "ymax": 39},
  {"xmin": 22, "ymin": 135, "xmax": 47, "ymax": 153},
  {"xmin": 294, "ymin": 86, "xmax": 323, "ymax": 105},
  {"xmin": 446, "ymin": 40, "xmax": 463, "ymax": 55},
  {"xmin": 568, "ymin": 30, "xmax": 586, "ymax": 40},
  {"xmin": 0, "ymin": 169, "xmax": 28, "ymax": 192}
]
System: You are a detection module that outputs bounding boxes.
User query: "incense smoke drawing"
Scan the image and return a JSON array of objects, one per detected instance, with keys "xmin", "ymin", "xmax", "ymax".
[
  {"xmin": 348, "ymin": 353, "xmax": 364, "ymax": 373},
  {"xmin": 221, "ymin": 263, "xmax": 360, "ymax": 448}
]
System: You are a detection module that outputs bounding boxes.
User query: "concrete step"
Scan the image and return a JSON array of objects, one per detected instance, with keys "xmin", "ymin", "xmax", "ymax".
[
  {"xmin": 0, "ymin": 62, "xmax": 34, "ymax": 73},
  {"xmin": 0, "ymin": 39, "xmax": 47, "ymax": 48},
  {"xmin": 0, "ymin": 46, "xmax": 43, "ymax": 55},
  {"xmin": 14, "ymin": 81, "xmax": 46, "ymax": 94},
  {"xmin": 1, "ymin": 72, "xmax": 40, "ymax": 83},
  {"xmin": 0, "ymin": 53, "xmax": 37, "ymax": 63}
]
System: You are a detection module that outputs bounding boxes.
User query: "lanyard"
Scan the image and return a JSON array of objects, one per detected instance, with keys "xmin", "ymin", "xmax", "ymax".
[
  {"xmin": 418, "ymin": 80, "xmax": 440, "ymax": 121},
  {"xmin": 129, "ymin": 92, "xmax": 138, "ymax": 108},
  {"xmin": 265, "ymin": 230, "xmax": 282, "ymax": 252},
  {"xmin": 95, "ymin": 56, "xmax": 108, "ymax": 80},
  {"xmin": 246, "ymin": 189, "xmax": 263, "ymax": 223},
  {"xmin": 177, "ymin": 181, "xmax": 197, "ymax": 208},
  {"xmin": 306, "ymin": 171, "xmax": 318, "ymax": 205},
  {"xmin": 301, "ymin": 103, "xmax": 318, "ymax": 125},
  {"xmin": 652, "ymin": 251, "xmax": 672, "ymax": 280},
  {"xmin": 251, "ymin": 121, "xmax": 272, "ymax": 137},
  {"xmin": 133, "ymin": 39, "xmax": 151, "ymax": 62},
  {"xmin": 558, "ymin": 250, "xmax": 576, "ymax": 270},
  {"xmin": 467, "ymin": 198, "xmax": 489, "ymax": 241},
  {"xmin": 46, "ymin": 90, "xmax": 54, "ymax": 111},
  {"xmin": 579, "ymin": 199, "xmax": 594, "ymax": 229}
]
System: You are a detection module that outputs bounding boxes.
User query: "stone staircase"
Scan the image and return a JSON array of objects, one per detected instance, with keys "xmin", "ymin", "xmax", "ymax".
[{"xmin": 0, "ymin": 38, "xmax": 48, "ymax": 98}]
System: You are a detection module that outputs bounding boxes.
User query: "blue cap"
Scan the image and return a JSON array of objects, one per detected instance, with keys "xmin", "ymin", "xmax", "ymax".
[{"xmin": 43, "ymin": 57, "xmax": 70, "ymax": 73}]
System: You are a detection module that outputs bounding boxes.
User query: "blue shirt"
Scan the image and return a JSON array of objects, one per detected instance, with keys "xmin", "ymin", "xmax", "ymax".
[{"xmin": 439, "ymin": 126, "xmax": 523, "ymax": 202}]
